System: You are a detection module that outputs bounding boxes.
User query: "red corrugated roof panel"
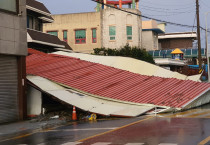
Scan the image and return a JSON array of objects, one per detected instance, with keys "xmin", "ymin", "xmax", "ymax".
[{"xmin": 26, "ymin": 53, "xmax": 210, "ymax": 108}]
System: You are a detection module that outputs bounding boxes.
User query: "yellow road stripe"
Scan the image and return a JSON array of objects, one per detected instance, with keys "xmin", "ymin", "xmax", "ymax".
[
  {"xmin": 0, "ymin": 122, "xmax": 74, "ymax": 143},
  {"xmin": 164, "ymin": 109, "xmax": 201, "ymax": 118},
  {"xmin": 186, "ymin": 111, "xmax": 210, "ymax": 118},
  {"xmin": 198, "ymin": 136, "xmax": 210, "ymax": 145},
  {"xmin": 77, "ymin": 116, "xmax": 154, "ymax": 142}
]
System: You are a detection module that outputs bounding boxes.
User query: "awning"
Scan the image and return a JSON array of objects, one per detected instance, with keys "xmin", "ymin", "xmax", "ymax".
[
  {"xmin": 27, "ymin": 29, "xmax": 67, "ymax": 48},
  {"xmin": 26, "ymin": 0, "xmax": 54, "ymax": 22}
]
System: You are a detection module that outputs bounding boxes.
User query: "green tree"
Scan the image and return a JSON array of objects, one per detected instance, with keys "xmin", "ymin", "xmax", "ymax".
[{"xmin": 93, "ymin": 44, "xmax": 155, "ymax": 64}]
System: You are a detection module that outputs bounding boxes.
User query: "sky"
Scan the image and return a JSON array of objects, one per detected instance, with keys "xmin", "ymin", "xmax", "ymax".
[{"xmin": 38, "ymin": 0, "xmax": 210, "ymax": 48}]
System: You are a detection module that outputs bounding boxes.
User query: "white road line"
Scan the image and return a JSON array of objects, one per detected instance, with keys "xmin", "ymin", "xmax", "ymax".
[
  {"xmin": 61, "ymin": 142, "xmax": 81, "ymax": 145},
  {"xmin": 158, "ymin": 143, "xmax": 177, "ymax": 145},
  {"xmin": 125, "ymin": 143, "xmax": 144, "ymax": 145},
  {"xmin": 91, "ymin": 142, "xmax": 112, "ymax": 145},
  {"xmin": 46, "ymin": 128, "xmax": 117, "ymax": 132}
]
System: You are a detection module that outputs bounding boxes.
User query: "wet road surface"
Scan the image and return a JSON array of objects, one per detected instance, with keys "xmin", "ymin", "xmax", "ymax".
[
  {"xmin": 0, "ymin": 116, "xmax": 210, "ymax": 145},
  {"xmin": 2, "ymin": 103, "xmax": 210, "ymax": 145}
]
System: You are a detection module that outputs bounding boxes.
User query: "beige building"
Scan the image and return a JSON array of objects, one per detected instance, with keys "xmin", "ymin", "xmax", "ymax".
[
  {"xmin": 142, "ymin": 20, "xmax": 164, "ymax": 51},
  {"xmin": 43, "ymin": 8, "xmax": 142, "ymax": 53}
]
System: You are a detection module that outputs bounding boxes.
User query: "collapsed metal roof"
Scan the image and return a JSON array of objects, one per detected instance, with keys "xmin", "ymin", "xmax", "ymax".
[
  {"xmin": 53, "ymin": 51, "xmax": 201, "ymax": 82},
  {"xmin": 28, "ymin": 76, "xmax": 155, "ymax": 117},
  {"xmin": 26, "ymin": 52, "xmax": 210, "ymax": 111}
]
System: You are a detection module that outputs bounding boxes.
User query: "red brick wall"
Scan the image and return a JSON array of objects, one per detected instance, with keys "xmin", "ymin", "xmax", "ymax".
[{"xmin": 159, "ymin": 38, "xmax": 193, "ymax": 50}]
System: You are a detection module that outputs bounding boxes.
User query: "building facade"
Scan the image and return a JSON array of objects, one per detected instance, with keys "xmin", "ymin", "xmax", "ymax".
[
  {"xmin": 158, "ymin": 32, "xmax": 197, "ymax": 50},
  {"xmin": 43, "ymin": 0, "xmax": 142, "ymax": 53},
  {"xmin": 142, "ymin": 20, "xmax": 164, "ymax": 51},
  {"xmin": 26, "ymin": 0, "xmax": 71, "ymax": 53},
  {"xmin": 44, "ymin": 12, "xmax": 101, "ymax": 53},
  {"xmin": 0, "ymin": 0, "xmax": 27, "ymax": 123}
]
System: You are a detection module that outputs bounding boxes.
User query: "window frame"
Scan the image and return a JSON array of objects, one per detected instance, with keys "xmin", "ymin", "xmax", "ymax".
[
  {"xmin": 126, "ymin": 25, "xmax": 132, "ymax": 40},
  {"xmin": 27, "ymin": 15, "xmax": 34, "ymax": 29},
  {"xmin": 109, "ymin": 25, "xmax": 116, "ymax": 41},
  {"xmin": 92, "ymin": 28, "xmax": 97, "ymax": 43},
  {"xmin": 47, "ymin": 30, "xmax": 58, "ymax": 37},
  {"xmin": 63, "ymin": 30, "xmax": 68, "ymax": 42},
  {"xmin": 75, "ymin": 29, "xmax": 86, "ymax": 44},
  {"xmin": 0, "ymin": 0, "xmax": 19, "ymax": 15}
]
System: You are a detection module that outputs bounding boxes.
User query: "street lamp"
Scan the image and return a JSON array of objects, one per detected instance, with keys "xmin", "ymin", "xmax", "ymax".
[{"xmin": 205, "ymin": 12, "xmax": 210, "ymax": 82}]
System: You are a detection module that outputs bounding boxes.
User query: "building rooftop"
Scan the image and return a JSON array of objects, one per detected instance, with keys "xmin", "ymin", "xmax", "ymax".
[{"xmin": 26, "ymin": 0, "xmax": 54, "ymax": 22}]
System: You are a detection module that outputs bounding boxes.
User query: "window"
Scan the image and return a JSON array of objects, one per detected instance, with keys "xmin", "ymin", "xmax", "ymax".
[
  {"xmin": 92, "ymin": 28, "xmax": 97, "ymax": 43},
  {"xmin": 126, "ymin": 26, "xmax": 132, "ymax": 40},
  {"xmin": 75, "ymin": 29, "xmax": 86, "ymax": 44},
  {"xmin": 27, "ymin": 15, "xmax": 34, "ymax": 29},
  {"xmin": 47, "ymin": 31, "xmax": 58, "ymax": 36},
  {"xmin": 0, "ymin": 0, "xmax": 18, "ymax": 14},
  {"xmin": 109, "ymin": 26, "xmax": 116, "ymax": 40},
  {"xmin": 63, "ymin": 30, "xmax": 68, "ymax": 42}
]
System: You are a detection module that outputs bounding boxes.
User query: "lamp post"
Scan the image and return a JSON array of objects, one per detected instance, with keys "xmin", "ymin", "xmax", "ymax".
[{"xmin": 205, "ymin": 12, "xmax": 210, "ymax": 82}]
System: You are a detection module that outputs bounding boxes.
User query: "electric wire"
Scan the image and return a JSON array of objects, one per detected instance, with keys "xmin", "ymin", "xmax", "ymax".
[{"xmin": 91, "ymin": 0, "xmax": 209, "ymax": 32}]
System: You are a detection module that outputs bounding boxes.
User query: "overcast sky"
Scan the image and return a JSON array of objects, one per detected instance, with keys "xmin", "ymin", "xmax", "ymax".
[{"xmin": 38, "ymin": 0, "xmax": 210, "ymax": 48}]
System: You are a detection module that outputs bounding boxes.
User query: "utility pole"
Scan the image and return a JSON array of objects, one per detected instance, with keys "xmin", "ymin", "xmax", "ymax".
[{"xmin": 196, "ymin": 0, "xmax": 202, "ymax": 70}]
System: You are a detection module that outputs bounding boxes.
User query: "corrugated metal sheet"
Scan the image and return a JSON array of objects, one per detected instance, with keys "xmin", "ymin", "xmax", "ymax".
[
  {"xmin": 27, "ymin": 76, "xmax": 155, "ymax": 117},
  {"xmin": 52, "ymin": 51, "xmax": 200, "ymax": 81},
  {"xmin": 26, "ymin": 53, "xmax": 210, "ymax": 109}
]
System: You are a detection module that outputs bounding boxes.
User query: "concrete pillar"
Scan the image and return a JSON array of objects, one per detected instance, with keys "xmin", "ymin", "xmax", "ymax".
[
  {"xmin": 132, "ymin": 0, "xmax": 135, "ymax": 9},
  {"xmin": 104, "ymin": 0, "xmax": 107, "ymax": 9},
  {"xmin": 136, "ymin": 1, "xmax": 139, "ymax": 10},
  {"xmin": 119, "ymin": 0, "xmax": 122, "ymax": 8},
  {"xmin": 97, "ymin": 2, "xmax": 100, "ymax": 12}
]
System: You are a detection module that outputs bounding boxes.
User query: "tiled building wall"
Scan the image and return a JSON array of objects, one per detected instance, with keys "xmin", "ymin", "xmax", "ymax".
[{"xmin": 0, "ymin": 0, "xmax": 27, "ymax": 56}]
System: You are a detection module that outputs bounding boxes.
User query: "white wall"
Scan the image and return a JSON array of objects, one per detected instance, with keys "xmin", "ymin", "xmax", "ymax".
[
  {"xmin": 27, "ymin": 86, "xmax": 42, "ymax": 116},
  {"xmin": 142, "ymin": 31, "xmax": 158, "ymax": 50},
  {"xmin": 101, "ymin": 8, "xmax": 142, "ymax": 49}
]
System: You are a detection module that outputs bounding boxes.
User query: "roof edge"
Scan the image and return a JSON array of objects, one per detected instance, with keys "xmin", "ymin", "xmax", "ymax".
[{"xmin": 26, "ymin": 5, "xmax": 51, "ymax": 17}]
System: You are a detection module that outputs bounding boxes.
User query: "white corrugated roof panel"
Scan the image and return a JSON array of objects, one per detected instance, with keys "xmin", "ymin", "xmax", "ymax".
[{"xmin": 27, "ymin": 75, "xmax": 156, "ymax": 117}]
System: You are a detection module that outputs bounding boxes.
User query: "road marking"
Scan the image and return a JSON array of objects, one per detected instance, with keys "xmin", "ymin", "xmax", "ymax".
[
  {"xmin": 198, "ymin": 136, "xmax": 210, "ymax": 145},
  {"xmin": 185, "ymin": 110, "xmax": 210, "ymax": 118},
  {"xmin": 160, "ymin": 109, "xmax": 210, "ymax": 118},
  {"xmin": 61, "ymin": 142, "xmax": 81, "ymax": 145},
  {"xmin": 45, "ymin": 128, "xmax": 117, "ymax": 132},
  {"xmin": 91, "ymin": 142, "xmax": 111, "ymax": 145},
  {"xmin": 77, "ymin": 116, "xmax": 154, "ymax": 142},
  {"xmin": 158, "ymin": 143, "xmax": 177, "ymax": 145},
  {"xmin": 125, "ymin": 143, "xmax": 144, "ymax": 145},
  {"xmin": 163, "ymin": 109, "xmax": 201, "ymax": 118},
  {"xmin": 0, "ymin": 122, "xmax": 75, "ymax": 143}
]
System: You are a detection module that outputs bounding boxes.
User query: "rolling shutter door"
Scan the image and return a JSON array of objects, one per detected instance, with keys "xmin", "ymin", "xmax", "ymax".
[{"xmin": 0, "ymin": 55, "xmax": 19, "ymax": 123}]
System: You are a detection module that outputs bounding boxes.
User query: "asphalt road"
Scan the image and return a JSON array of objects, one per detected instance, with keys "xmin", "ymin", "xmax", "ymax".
[{"xmin": 0, "ymin": 115, "xmax": 210, "ymax": 145}]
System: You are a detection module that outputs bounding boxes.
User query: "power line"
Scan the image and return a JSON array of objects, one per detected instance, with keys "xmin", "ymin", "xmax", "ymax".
[
  {"xmin": 140, "ymin": 4, "xmax": 195, "ymax": 12},
  {"xmin": 91, "ymin": 0, "xmax": 209, "ymax": 32},
  {"xmin": 141, "ymin": 0, "xmax": 194, "ymax": 7},
  {"xmin": 140, "ymin": 7, "xmax": 193, "ymax": 14}
]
